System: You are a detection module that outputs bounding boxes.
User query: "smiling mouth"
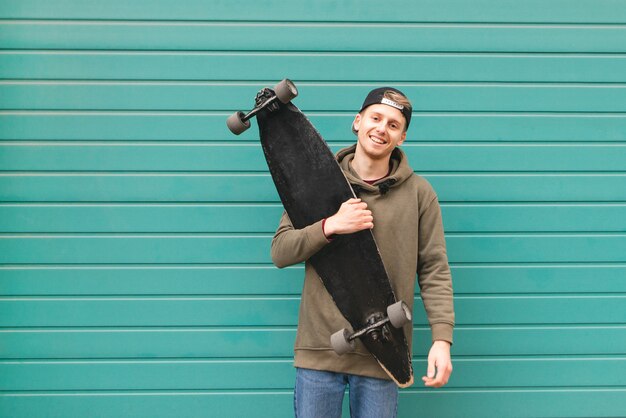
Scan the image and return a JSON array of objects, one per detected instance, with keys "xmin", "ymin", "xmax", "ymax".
[{"xmin": 370, "ymin": 135, "xmax": 387, "ymax": 145}]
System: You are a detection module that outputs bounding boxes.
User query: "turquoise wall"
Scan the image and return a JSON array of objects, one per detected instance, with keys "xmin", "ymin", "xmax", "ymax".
[{"xmin": 1, "ymin": 1, "xmax": 626, "ymax": 416}]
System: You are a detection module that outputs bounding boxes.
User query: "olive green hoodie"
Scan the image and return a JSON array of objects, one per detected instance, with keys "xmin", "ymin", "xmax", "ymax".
[{"xmin": 271, "ymin": 144, "xmax": 454, "ymax": 381}]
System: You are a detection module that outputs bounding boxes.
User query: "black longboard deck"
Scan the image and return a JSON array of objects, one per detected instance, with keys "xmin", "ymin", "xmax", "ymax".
[{"xmin": 257, "ymin": 99, "xmax": 414, "ymax": 387}]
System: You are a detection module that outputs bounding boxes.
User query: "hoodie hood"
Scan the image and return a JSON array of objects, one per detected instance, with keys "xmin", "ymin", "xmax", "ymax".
[{"xmin": 336, "ymin": 144, "xmax": 415, "ymax": 196}]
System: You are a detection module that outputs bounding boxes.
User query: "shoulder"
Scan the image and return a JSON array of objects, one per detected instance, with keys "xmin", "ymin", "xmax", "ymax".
[
  {"xmin": 408, "ymin": 173, "xmax": 437, "ymax": 198},
  {"xmin": 408, "ymin": 174, "xmax": 439, "ymax": 214}
]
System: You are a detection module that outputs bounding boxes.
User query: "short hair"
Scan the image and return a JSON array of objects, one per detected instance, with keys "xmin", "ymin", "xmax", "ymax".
[{"xmin": 383, "ymin": 90, "xmax": 412, "ymax": 119}]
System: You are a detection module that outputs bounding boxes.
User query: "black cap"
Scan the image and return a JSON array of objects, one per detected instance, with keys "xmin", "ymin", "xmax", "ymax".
[{"xmin": 358, "ymin": 87, "xmax": 412, "ymax": 129}]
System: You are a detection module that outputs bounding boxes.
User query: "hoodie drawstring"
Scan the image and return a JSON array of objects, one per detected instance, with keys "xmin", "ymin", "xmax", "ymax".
[
  {"xmin": 378, "ymin": 178, "xmax": 396, "ymax": 195},
  {"xmin": 351, "ymin": 178, "xmax": 397, "ymax": 197}
]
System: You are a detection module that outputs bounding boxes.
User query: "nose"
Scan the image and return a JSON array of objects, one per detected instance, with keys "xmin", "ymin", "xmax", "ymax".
[{"xmin": 374, "ymin": 120, "xmax": 386, "ymax": 133}]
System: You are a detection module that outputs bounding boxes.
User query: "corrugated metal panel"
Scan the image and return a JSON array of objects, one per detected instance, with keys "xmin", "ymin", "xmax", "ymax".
[{"xmin": 1, "ymin": 1, "xmax": 625, "ymax": 417}]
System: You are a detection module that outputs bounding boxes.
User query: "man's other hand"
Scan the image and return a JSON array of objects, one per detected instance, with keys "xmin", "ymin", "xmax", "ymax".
[{"xmin": 422, "ymin": 340, "xmax": 452, "ymax": 388}]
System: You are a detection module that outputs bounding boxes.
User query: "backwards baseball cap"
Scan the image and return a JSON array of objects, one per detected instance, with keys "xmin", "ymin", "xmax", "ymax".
[{"xmin": 358, "ymin": 87, "xmax": 412, "ymax": 129}]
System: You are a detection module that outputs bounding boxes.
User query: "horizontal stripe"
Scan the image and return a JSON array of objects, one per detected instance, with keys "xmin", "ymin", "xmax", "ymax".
[
  {"xmin": 1, "ymin": 0, "xmax": 625, "ymax": 23},
  {"xmin": 3, "ymin": 22, "xmax": 626, "ymax": 53},
  {"xmin": 443, "ymin": 203, "xmax": 626, "ymax": 232},
  {"xmin": 2, "ymin": 52, "xmax": 626, "ymax": 82},
  {"xmin": 2, "ymin": 174, "xmax": 626, "ymax": 202},
  {"xmin": 4, "ymin": 83, "xmax": 626, "ymax": 112},
  {"xmin": 1, "ymin": 389, "xmax": 625, "ymax": 418},
  {"xmin": 1, "ymin": 326, "xmax": 625, "ymax": 359},
  {"xmin": 1, "ymin": 357, "xmax": 625, "ymax": 390},
  {"xmin": 0, "ymin": 391, "xmax": 296, "ymax": 418},
  {"xmin": 2, "ymin": 203, "xmax": 626, "ymax": 233},
  {"xmin": 2, "ymin": 113, "xmax": 625, "ymax": 142},
  {"xmin": 0, "ymin": 203, "xmax": 286, "ymax": 233},
  {"xmin": 1, "ymin": 264, "xmax": 626, "ymax": 295},
  {"xmin": 1, "ymin": 234, "xmax": 626, "ymax": 263},
  {"xmin": 0, "ymin": 265, "xmax": 305, "ymax": 295},
  {"xmin": 397, "ymin": 388, "xmax": 626, "ymax": 418},
  {"xmin": 1, "ymin": 295, "xmax": 625, "ymax": 326},
  {"xmin": 2, "ymin": 143, "xmax": 626, "ymax": 172},
  {"xmin": 451, "ymin": 263, "xmax": 626, "ymax": 293}
]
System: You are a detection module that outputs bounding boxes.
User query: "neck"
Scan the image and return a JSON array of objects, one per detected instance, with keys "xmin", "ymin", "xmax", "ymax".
[{"xmin": 352, "ymin": 146, "xmax": 392, "ymax": 181}]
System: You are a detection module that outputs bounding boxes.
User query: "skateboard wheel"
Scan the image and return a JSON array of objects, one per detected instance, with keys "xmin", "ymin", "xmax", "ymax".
[
  {"xmin": 330, "ymin": 328, "xmax": 355, "ymax": 356},
  {"xmin": 226, "ymin": 111, "xmax": 250, "ymax": 135},
  {"xmin": 273, "ymin": 79, "xmax": 298, "ymax": 103},
  {"xmin": 387, "ymin": 301, "xmax": 412, "ymax": 328}
]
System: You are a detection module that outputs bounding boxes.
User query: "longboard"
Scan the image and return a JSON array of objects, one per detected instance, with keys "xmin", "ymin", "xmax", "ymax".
[{"xmin": 227, "ymin": 80, "xmax": 414, "ymax": 387}]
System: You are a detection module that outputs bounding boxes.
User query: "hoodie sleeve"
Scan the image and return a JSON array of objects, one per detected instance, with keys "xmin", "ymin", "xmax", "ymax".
[
  {"xmin": 417, "ymin": 196, "xmax": 455, "ymax": 344},
  {"xmin": 271, "ymin": 211, "xmax": 331, "ymax": 268}
]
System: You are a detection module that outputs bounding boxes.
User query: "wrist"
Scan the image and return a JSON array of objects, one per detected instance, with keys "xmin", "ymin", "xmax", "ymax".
[{"xmin": 323, "ymin": 216, "xmax": 336, "ymax": 237}]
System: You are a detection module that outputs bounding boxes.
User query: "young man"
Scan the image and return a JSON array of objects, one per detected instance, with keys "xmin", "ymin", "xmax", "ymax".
[{"xmin": 271, "ymin": 87, "xmax": 455, "ymax": 417}]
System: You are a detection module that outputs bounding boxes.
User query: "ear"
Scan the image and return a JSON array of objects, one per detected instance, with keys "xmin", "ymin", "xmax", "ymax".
[
  {"xmin": 397, "ymin": 131, "xmax": 407, "ymax": 146},
  {"xmin": 353, "ymin": 113, "xmax": 362, "ymax": 132}
]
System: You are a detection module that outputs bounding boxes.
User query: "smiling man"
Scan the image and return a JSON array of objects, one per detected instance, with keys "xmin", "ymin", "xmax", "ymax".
[{"xmin": 271, "ymin": 87, "xmax": 455, "ymax": 418}]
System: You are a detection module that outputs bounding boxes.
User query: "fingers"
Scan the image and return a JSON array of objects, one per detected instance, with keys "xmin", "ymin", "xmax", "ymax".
[
  {"xmin": 422, "ymin": 343, "xmax": 453, "ymax": 388},
  {"xmin": 350, "ymin": 202, "xmax": 373, "ymax": 230},
  {"xmin": 435, "ymin": 361, "xmax": 452, "ymax": 387},
  {"xmin": 422, "ymin": 358, "xmax": 452, "ymax": 388},
  {"xmin": 345, "ymin": 199, "xmax": 372, "ymax": 218},
  {"xmin": 421, "ymin": 357, "xmax": 436, "ymax": 385},
  {"xmin": 344, "ymin": 198, "xmax": 368, "ymax": 211},
  {"xmin": 328, "ymin": 198, "xmax": 374, "ymax": 234},
  {"xmin": 427, "ymin": 358, "xmax": 436, "ymax": 380}
]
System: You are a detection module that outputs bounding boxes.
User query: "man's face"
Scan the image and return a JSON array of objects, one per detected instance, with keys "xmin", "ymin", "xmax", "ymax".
[{"xmin": 353, "ymin": 104, "xmax": 407, "ymax": 161}]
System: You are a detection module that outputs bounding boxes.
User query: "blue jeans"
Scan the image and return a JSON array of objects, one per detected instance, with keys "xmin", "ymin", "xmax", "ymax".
[{"xmin": 294, "ymin": 367, "xmax": 398, "ymax": 418}]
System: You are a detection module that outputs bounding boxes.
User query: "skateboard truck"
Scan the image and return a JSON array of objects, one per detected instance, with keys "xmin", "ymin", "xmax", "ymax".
[
  {"xmin": 330, "ymin": 301, "xmax": 412, "ymax": 356},
  {"xmin": 226, "ymin": 78, "xmax": 298, "ymax": 135}
]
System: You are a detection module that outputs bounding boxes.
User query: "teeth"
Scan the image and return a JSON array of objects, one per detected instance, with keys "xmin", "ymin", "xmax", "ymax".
[{"xmin": 370, "ymin": 136, "xmax": 386, "ymax": 144}]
